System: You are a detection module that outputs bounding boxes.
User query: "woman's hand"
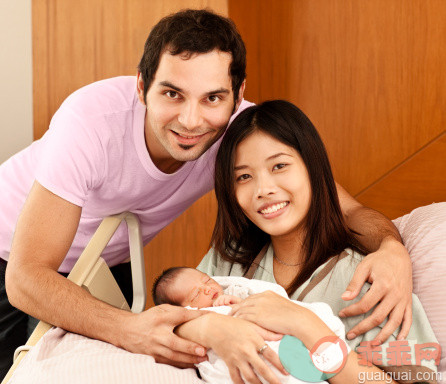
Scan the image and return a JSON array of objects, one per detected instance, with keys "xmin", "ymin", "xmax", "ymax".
[
  {"xmin": 197, "ymin": 312, "xmax": 287, "ymax": 384},
  {"xmin": 230, "ymin": 291, "xmax": 335, "ymax": 348},
  {"xmin": 230, "ymin": 291, "xmax": 302, "ymax": 335}
]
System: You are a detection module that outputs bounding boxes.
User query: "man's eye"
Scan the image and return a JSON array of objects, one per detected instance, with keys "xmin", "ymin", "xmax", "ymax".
[
  {"xmin": 273, "ymin": 163, "xmax": 287, "ymax": 170},
  {"xmin": 165, "ymin": 90, "xmax": 179, "ymax": 99},
  {"xmin": 236, "ymin": 174, "xmax": 251, "ymax": 182},
  {"xmin": 208, "ymin": 95, "xmax": 220, "ymax": 103}
]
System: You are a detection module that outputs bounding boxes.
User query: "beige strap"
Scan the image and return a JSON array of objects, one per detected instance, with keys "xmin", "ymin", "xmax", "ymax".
[
  {"xmin": 243, "ymin": 243, "xmax": 269, "ymax": 279},
  {"xmin": 296, "ymin": 251, "xmax": 350, "ymax": 301},
  {"xmin": 2, "ymin": 212, "xmax": 146, "ymax": 384}
]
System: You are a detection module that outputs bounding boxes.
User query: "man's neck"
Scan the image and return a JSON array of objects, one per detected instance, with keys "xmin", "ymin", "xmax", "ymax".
[{"xmin": 144, "ymin": 119, "xmax": 184, "ymax": 174}]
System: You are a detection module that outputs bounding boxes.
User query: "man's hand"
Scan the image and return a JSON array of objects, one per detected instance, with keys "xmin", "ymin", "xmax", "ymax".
[
  {"xmin": 338, "ymin": 237, "xmax": 413, "ymax": 344},
  {"xmin": 120, "ymin": 305, "xmax": 208, "ymax": 368}
]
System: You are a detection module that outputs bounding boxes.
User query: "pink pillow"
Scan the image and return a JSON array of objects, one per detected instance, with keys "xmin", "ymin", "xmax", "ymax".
[{"xmin": 393, "ymin": 202, "xmax": 446, "ymax": 378}]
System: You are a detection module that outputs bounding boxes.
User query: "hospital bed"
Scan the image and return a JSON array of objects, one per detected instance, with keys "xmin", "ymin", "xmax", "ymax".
[
  {"xmin": 2, "ymin": 212, "xmax": 147, "ymax": 384},
  {"xmin": 3, "ymin": 203, "xmax": 446, "ymax": 383}
]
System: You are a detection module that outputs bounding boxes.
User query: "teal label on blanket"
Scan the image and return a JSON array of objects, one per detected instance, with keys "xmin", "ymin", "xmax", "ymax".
[{"xmin": 279, "ymin": 335, "xmax": 338, "ymax": 382}]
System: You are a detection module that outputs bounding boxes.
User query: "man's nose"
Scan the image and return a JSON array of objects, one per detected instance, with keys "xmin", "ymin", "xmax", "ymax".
[{"xmin": 178, "ymin": 101, "xmax": 203, "ymax": 131}]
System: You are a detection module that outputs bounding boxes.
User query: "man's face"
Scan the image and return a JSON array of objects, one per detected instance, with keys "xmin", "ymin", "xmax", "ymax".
[{"xmin": 138, "ymin": 49, "xmax": 244, "ymax": 173}]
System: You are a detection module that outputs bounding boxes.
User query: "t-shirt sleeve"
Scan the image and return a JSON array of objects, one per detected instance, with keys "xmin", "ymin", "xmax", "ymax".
[{"xmin": 35, "ymin": 106, "xmax": 105, "ymax": 207}]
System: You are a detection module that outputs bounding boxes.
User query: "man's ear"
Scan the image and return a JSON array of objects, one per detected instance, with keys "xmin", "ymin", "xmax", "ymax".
[
  {"xmin": 234, "ymin": 80, "xmax": 246, "ymax": 112},
  {"xmin": 136, "ymin": 72, "xmax": 146, "ymax": 106}
]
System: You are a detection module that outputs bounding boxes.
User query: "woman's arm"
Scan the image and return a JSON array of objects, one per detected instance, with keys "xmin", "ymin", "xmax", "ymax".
[
  {"xmin": 231, "ymin": 292, "xmax": 399, "ymax": 384},
  {"xmin": 176, "ymin": 311, "xmax": 287, "ymax": 384}
]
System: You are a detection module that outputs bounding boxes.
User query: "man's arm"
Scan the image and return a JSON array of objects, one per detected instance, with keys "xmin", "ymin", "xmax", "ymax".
[
  {"xmin": 335, "ymin": 183, "xmax": 413, "ymax": 344},
  {"xmin": 6, "ymin": 181, "xmax": 206, "ymax": 367}
]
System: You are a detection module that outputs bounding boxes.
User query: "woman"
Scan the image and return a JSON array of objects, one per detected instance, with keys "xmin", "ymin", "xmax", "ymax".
[{"xmin": 178, "ymin": 101, "xmax": 437, "ymax": 384}]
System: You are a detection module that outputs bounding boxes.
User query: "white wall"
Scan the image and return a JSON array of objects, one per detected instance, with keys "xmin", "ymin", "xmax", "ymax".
[{"xmin": 0, "ymin": 0, "xmax": 33, "ymax": 164}]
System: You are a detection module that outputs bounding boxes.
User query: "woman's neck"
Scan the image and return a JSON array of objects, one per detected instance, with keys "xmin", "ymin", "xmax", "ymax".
[{"xmin": 271, "ymin": 229, "xmax": 306, "ymax": 265}]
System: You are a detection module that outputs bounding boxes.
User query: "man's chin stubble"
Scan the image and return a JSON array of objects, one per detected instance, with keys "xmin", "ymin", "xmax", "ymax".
[{"xmin": 178, "ymin": 144, "xmax": 194, "ymax": 150}]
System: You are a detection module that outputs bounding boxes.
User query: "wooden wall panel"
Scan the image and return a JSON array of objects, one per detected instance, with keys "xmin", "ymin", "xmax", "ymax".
[
  {"xmin": 33, "ymin": 0, "xmax": 228, "ymax": 139},
  {"xmin": 32, "ymin": 0, "xmax": 227, "ymax": 307},
  {"xmin": 229, "ymin": 0, "xmax": 446, "ymax": 217},
  {"xmin": 356, "ymin": 133, "xmax": 446, "ymax": 219}
]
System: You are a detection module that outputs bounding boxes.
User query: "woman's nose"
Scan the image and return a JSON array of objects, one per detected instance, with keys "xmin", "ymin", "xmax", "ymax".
[{"xmin": 256, "ymin": 175, "xmax": 276, "ymax": 199}]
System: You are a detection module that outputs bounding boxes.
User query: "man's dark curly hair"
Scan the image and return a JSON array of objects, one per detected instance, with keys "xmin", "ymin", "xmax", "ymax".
[{"xmin": 138, "ymin": 9, "xmax": 246, "ymax": 104}]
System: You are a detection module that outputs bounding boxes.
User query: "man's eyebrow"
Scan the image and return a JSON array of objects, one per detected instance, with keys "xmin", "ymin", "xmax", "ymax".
[
  {"xmin": 204, "ymin": 88, "xmax": 230, "ymax": 96},
  {"xmin": 158, "ymin": 81, "xmax": 230, "ymax": 96},
  {"xmin": 158, "ymin": 81, "xmax": 183, "ymax": 92},
  {"xmin": 234, "ymin": 153, "xmax": 293, "ymax": 171}
]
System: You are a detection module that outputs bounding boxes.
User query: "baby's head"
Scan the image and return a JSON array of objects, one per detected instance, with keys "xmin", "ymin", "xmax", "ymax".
[{"xmin": 152, "ymin": 267, "xmax": 224, "ymax": 308}]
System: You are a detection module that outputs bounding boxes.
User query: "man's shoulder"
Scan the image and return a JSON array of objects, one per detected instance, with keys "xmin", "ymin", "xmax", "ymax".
[
  {"xmin": 59, "ymin": 76, "xmax": 138, "ymax": 118},
  {"xmin": 228, "ymin": 99, "xmax": 255, "ymax": 125}
]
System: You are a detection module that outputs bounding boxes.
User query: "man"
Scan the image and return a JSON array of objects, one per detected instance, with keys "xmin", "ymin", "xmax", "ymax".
[{"xmin": 0, "ymin": 9, "xmax": 412, "ymax": 379}]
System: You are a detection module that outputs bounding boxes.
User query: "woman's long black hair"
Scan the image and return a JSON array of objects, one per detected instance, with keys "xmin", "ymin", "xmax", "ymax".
[{"xmin": 211, "ymin": 100, "xmax": 366, "ymax": 296}]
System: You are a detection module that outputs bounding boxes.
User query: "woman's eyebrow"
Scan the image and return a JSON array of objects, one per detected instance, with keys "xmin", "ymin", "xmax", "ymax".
[
  {"xmin": 266, "ymin": 152, "xmax": 293, "ymax": 161},
  {"xmin": 234, "ymin": 152, "xmax": 293, "ymax": 170}
]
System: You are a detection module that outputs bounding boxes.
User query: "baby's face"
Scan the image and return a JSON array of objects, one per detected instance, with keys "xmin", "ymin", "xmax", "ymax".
[{"xmin": 171, "ymin": 269, "xmax": 223, "ymax": 308}]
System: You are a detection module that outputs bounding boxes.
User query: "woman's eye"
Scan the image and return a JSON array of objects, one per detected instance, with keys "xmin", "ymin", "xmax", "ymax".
[
  {"xmin": 236, "ymin": 174, "xmax": 251, "ymax": 182},
  {"xmin": 273, "ymin": 163, "xmax": 287, "ymax": 171}
]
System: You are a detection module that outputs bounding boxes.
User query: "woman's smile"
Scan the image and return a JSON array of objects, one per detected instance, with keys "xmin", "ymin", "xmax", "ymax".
[
  {"xmin": 234, "ymin": 130, "xmax": 312, "ymax": 238},
  {"xmin": 258, "ymin": 201, "xmax": 290, "ymax": 218}
]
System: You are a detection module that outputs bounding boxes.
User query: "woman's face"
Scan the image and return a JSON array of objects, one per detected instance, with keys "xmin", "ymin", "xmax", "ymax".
[{"xmin": 234, "ymin": 130, "xmax": 312, "ymax": 238}]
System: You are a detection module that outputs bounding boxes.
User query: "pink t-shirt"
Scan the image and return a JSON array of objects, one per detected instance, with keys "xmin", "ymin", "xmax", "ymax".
[{"xmin": 0, "ymin": 76, "xmax": 253, "ymax": 272}]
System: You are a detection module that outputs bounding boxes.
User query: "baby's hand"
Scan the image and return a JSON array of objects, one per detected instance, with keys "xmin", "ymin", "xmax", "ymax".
[{"xmin": 213, "ymin": 294, "xmax": 242, "ymax": 307}]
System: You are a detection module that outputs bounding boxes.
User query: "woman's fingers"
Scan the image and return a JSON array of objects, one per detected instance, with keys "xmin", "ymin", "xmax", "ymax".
[
  {"xmin": 262, "ymin": 345, "xmax": 288, "ymax": 376},
  {"xmin": 239, "ymin": 363, "xmax": 263, "ymax": 384},
  {"xmin": 228, "ymin": 367, "xmax": 245, "ymax": 384},
  {"xmin": 240, "ymin": 354, "xmax": 282, "ymax": 384}
]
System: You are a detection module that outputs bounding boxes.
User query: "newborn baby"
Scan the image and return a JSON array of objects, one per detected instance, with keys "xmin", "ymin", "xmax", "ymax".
[
  {"xmin": 152, "ymin": 267, "xmax": 350, "ymax": 384},
  {"xmin": 153, "ymin": 266, "xmax": 254, "ymax": 308}
]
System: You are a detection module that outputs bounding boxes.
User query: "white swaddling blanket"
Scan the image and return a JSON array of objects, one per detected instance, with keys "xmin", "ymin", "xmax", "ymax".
[{"xmin": 191, "ymin": 276, "xmax": 349, "ymax": 384}]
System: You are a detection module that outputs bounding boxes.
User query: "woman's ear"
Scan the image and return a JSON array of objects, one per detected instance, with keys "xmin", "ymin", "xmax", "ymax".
[{"xmin": 136, "ymin": 72, "xmax": 146, "ymax": 106}]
